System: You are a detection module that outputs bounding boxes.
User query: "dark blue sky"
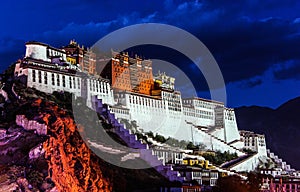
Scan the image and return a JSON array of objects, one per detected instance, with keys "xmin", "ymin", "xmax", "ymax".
[{"xmin": 1, "ymin": 0, "xmax": 300, "ymax": 108}]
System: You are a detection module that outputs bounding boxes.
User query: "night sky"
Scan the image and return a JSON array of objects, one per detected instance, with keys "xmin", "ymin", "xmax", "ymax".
[{"xmin": 1, "ymin": 0, "xmax": 300, "ymax": 108}]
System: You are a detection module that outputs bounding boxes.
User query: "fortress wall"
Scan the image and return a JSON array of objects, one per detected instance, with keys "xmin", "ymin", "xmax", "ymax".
[
  {"xmin": 16, "ymin": 115, "xmax": 47, "ymax": 135},
  {"xmin": 229, "ymin": 153, "xmax": 265, "ymax": 172},
  {"xmin": 27, "ymin": 68, "xmax": 82, "ymax": 98},
  {"xmin": 210, "ymin": 128, "xmax": 225, "ymax": 141},
  {"xmin": 25, "ymin": 44, "xmax": 48, "ymax": 62},
  {"xmin": 87, "ymin": 79, "xmax": 114, "ymax": 107},
  {"xmin": 230, "ymin": 141, "xmax": 244, "ymax": 149},
  {"xmin": 224, "ymin": 109, "xmax": 240, "ymax": 143},
  {"xmin": 111, "ymin": 96, "xmax": 244, "ymax": 157},
  {"xmin": 192, "ymin": 128, "xmax": 244, "ymax": 156},
  {"xmin": 29, "ymin": 143, "xmax": 45, "ymax": 160}
]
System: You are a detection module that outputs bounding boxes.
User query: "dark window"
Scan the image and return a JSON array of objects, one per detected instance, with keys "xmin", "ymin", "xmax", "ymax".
[
  {"xmin": 44, "ymin": 72, "xmax": 48, "ymax": 84},
  {"xmin": 32, "ymin": 70, "xmax": 36, "ymax": 82},
  {"xmin": 38, "ymin": 71, "xmax": 42, "ymax": 83},
  {"xmin": 73, "ymin": 77, "xmax": 76, "ymax": 89},
  {"xmin": 52, "ymin": 74, "xmax": 55, "ymax": 85},
  {"xmin": 69, "ymin": 76, "xmax": 72, "ymax": 88},
  {"xmin": 62, "ymin": 76, "xmax": 65, "ymax": 87},
  {"xmin": 77, "ymin": 78, "xmax": 80, "ymax": 89},
  {"xmin": 57, "ymin": 74, "xmax": 60, "ymax": 86}
]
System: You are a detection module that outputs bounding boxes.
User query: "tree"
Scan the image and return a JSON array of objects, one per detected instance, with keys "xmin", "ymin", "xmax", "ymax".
[
  {"xmin": 154, "ymin": 134, "xmax": 166, "ymax": 143},
  {"xmin": 213, "ymin": 175, "xmax": 248, "ymax": 192},
  {"xmin": 146, "ymin": 131, "xmax": 154, "ymax": 138},
  {"xmin": 247, "ymin": 172, "xmax": 265, "ymax": 192},
  {"xmin": 202, "ymin": 151, "xmax": 238, "ymax": 166},
  {"xmin": 187, "ymin": 142, "xmax": 197, "ymax": 150}
]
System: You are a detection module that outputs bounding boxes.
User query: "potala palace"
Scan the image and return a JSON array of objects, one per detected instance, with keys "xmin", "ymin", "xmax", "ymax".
[{"xmin": 13, "ymin": 40, "xmax": 297, "ymax": 188}]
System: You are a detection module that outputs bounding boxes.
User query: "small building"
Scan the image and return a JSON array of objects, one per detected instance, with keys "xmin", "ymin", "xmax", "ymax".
[
  {"xmin": 174, "ymin": 166, "xmax": 219, "ymax": 187},
  {"xmin": 240, "ymin": 130, "xmax": 267, "ymax": 156},
  {"xmin": 261, "ymin": 176, "xmax": 300, "ymax": 192}
]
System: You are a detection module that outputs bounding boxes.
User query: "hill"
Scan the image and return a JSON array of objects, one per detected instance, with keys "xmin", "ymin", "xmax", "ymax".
[{"xmin": 235, "ymin": 97, "xmax": 300, "ymax": 169}]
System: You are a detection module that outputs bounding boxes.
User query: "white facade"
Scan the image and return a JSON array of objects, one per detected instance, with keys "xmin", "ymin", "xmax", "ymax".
[
  {"xmin": 240, "ymin": 130, "xmax": 267, "ymax": 156},
  {"xmin": 25, "ymin": 43, "xmax": 48, "ymax": 61},
  {"xmin": 86, "ymin": 77, "xmax": 115, "ymax": 106},
  {"xmin": 230, "ymin": 153, "xmax": 267, "ymax": 172},
  {"xmin": 15, "ymin": 63, "xmax": 82, "ymax": 98},
  {"xmin": 25, "ymin": 42, "xmax": 67, "ymax": 62},
  {"xmin": 224, "ymin": 108, "xmax": 241, "ymax": 143},
  {"xmin": 14, "ymin": 59, "xmax": 114, "ymax": 107},
  {"xmin": 111, "ymin": 91, "xmax": 245, "ymax": 156}
]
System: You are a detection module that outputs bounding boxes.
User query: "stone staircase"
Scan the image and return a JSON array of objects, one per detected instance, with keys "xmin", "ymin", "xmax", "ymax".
[
  {"xmin": 200, "ymin": 127, "xmax": 244, "ymax": 154},
  {"xmin": 267, "ymin": 149, "xmax": 294, "ymax": 171},
  {"xmin": 91, "ymin": 96, "xmax": 184, "ymax": 182}
]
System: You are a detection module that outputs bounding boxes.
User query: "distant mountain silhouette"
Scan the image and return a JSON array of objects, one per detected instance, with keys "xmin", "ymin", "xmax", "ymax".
[{"xmin": 235, "ymin": 96, "xmax": 300, "ymax": 170}]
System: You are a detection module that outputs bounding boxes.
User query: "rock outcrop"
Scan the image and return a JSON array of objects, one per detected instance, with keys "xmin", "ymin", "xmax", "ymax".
[{"xmin": 29, "ymin": 99, "xmax": 112, "ymax": 191}]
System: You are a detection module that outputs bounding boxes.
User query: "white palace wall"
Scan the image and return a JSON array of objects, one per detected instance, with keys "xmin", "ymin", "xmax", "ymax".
[
  {"xmin": 111, "ymin": 92, "xmax": 245, "ymax": 156},
  {"xmin": 224, "ymin": 108, "xmax": 241, "ymax": 143},
  {"xmin": 27, "ymin": 68, "xmax": 82, "ymax": 98},
  {"xmin": 15, "ymin": 62, "xmax": 115, "ymax": 108}
]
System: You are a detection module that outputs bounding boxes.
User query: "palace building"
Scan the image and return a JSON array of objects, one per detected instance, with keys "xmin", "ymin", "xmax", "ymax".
[
  {"xmin": 14, "ymin": 41, "xmax": 244, "ymax": 149},
  {"xmin": 15, "ymin": 40, "xmax": 289, "ymax": 175}
]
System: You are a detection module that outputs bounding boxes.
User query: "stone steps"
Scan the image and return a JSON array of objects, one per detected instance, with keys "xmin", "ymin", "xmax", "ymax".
[{"xmin": 91, "ymin": 96, "xmax": 185, "ymax": 182}]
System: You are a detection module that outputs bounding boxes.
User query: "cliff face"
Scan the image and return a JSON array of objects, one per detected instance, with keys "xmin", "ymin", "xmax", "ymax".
[
  {"xmin": 32, "ymin": 99, "xmax": 112, "ymax": 192},
  {"xmin": 0, "ymin": 81, "xmax": 114, "ymax": 192}
]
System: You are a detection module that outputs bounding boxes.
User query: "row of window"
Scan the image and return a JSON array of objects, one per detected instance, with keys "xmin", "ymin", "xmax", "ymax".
[
  {"xmin": 192, "ymin": 172, "xmax": 218, "ymax": 178},
  {"xmin": 183, "ymin": 112, "xmax": 214, "ymax": 120},
  {"xmin": 224, "ymin": 111, "xmax": 235, "ymax": 121},
  {"xmin": 110, "ymin": 108, "xmax": 129, "ymax": 115},
  {"xmin": 32, "ymin": 70, "xmax": 112, "ymax": 94},
  {"xmin": 114, "ymin": 67, "xmax": 129, "ymax": 74},
  {"xmin": 89, "ymin": 79, "xmax": 109, "ymax": 94},
  {"xmin": 163, "ymin": 92, "xmax": 181, "ymax": 99},
  {"xmin": 167, "ymin": 102, "xmax": 182, "ymax": 112},
  {"xmin": 154, "ymin": 150, "xmax": 183, "ymax": 164},
  {"xmin": 129, "ymin": 95, "xmax": 164, "ymax": 108},
  {"xmin": 183, "ymin": 108, "xmax": 214, "ymax": 119},
  {"xmin": 114, "ymin": 83, "xmax": 131, "ymax": 90},
  {"xmin": 168, "ymin": 106, "xmax": 182, "ymax": 112},
  {"xmin": 114, "ymin": 78, "xmax": 130, "ymax": 85},
  {"xmin": 183, "ymin": 99, "xmax": 215, "ymax": 110},
  {"xmin": 32, "ymin": 70, "xmax": 80, "ymax": 89},
  {"xmin": 48, "ymin": 48, "xmax": 65, "ymax": 58}
]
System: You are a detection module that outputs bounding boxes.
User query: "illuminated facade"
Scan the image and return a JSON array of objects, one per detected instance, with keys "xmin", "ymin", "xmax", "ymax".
[
  {"xmin": 62, "ymin": 40, "xmax": 96, "ymax": 75},
  {"xmin": 101, "ymin": 51, "xmax": 153, "ymax": 95}
]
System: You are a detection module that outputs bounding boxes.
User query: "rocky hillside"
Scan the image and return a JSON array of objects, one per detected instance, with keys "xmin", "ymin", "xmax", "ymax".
[
  {"xmin": 235, "ymin": 97, "xmax": 300, "ymax": 170},
  {"xmin": 0, "ymin": 67, "xmax": 174, "ymax": 191}
]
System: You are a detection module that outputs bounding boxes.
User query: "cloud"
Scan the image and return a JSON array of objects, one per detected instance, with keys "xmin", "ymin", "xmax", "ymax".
[
  {"xmin": 0, "ymin": 49, "xmax": 24, "ymax": 72},
  {"xmin": 37, "ymin": 12, "xmax": 160, "ymax": 48},
  {"xmin": 273, "ymin": 60, "xmax": 300, "ymax": 80},
  {"xmin": 239, "ymin": 78, "xmax": 263, "ymax": 89},
  {"xmin": 0, "ymin": 38, "xmax": 25, "ymax": 72},
  {"xmin": 0, "ymin": 37, "xmax": 25, "ymax": 53},
  {"xmin": 155, "ymin": 0, "xmax": 300, "ymax": 84}
]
